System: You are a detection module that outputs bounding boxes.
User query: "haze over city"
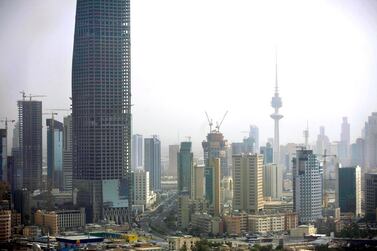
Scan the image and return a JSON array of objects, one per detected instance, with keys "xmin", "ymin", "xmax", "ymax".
[{"xmin": 1, "ymin": 0, "xmax": 377, "ymax": 153}]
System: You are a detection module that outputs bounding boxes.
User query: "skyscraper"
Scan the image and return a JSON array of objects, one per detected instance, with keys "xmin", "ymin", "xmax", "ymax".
[
  {"xmin": 260, "ymin": 142, "xmax": 273, "ymax": 165},
  {"xmin": 0, "ymin": 129, "xmax": 6, "ymax": 182},
  {"xmin": 62, "ymin": 115, "xmax": 72, "ymax": 191},
  {"xmin": 263, "ymin": 163, "xmax": 282, "ymax": 199},
  {"xmin": 46, "ymin": 119, "xmax": 63, "ymax": 190},
  {"xmin": 365, "ymin": 173, "xmax": 377, "ymax": 220},
  {"xmin": 144, "ymin": 136, "xmax": 161, "ymax": 191},
  {"xmin": 316, "ymin": 126, "xmax": 330, "ymax": 155},
  {"xmin": 351, "ymin": 138, "xmax": 364, "ymax": 167},
  {"xmin": 193, "ymin": 164, "xmax": 204, "ymax": 200},
  {"xmin": 131, "ymin": 134, "xmax": 143, "ymax": 170},
  {"xmin": 17, "ymin": 100, "xmax": 42, "ymax": 192},
  {"xmin": 72, "ymin": 0, "xmax": 131, "ymax": 223},
  {"xmin": 202, "ymin": 131, "xmax": 229, "ymax": 177},
  {"xmin": 168, "ymin": 144, "xmax": 179, "ymax": 177},
  {"xmin": 232, "ymin": 154, "xmax": 264, "ymax": 214},
  {"xmin": 177, "ymin": 142, "xmax": 193, "ymax": 195},
  {"xmin": 364, "ymin": 112, "xmax": 377, "ymax": 171},
  {"xmin": 270, "ymin": 55, "xmax": 283, "ymax": 165},
  {"xmin": 249, "ymin": 125, "xmax": 259, "ymax": 153},
  {"xmin": 292, "ymin": 149, "xmax": 322, "ymax": 223},
  {"xmin": 336, "ymin": 165, "xmax": 361, "ymax": 217},
  {"xmin": 339, "ymin": 117, "xmax": 350, "ymax": 164}
]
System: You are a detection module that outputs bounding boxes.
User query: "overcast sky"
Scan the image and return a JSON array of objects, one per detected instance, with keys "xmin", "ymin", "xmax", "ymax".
[{"xmin": 1, "ymin": 0, "xmax": 377, "ymax": 154}]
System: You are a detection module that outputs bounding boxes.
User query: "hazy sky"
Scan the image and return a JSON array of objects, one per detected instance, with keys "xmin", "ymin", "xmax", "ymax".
[{"xmin": 1, "ymin": 0, "xmax": 377, "ymax": 154}]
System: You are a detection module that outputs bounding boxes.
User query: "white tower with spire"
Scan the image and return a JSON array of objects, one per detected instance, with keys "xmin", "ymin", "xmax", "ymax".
[{"xmin": 270, "ymin": 53, "xmax": 283, "ymax": 165}]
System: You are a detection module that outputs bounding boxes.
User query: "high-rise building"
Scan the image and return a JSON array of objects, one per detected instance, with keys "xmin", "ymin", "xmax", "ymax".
[
  {"xmin": 46, "ymin": 119, "xmax": 64, "ymax": 190},
  {"xmin": 351, "ymin": 138, "xmax": 365, "ymax": 167},
  {"xmin": 0, "ymin": 210, "xmax": 11, "ymax": 242},
  {"xmin": 17, "ymin": 100, "xmax": 42, "ymax": 191},
  {"xmin": 202, "ymin": 131, "xmax": 229, "ymax": 178},
  {"xmin": 316, "ymin": 126, "xmax": 330, "ymax": 155},
  {"xmin": 263, "ymin": 163, "xmax": 282, "ymax": 199},
  {"xmin": 168, "ymin": 144, "xmax": 179, "ymax": 177},
  {"xmin": 260, "ymin": 142, "xmax": 273, "ymax": 165},
  {"xmin": 339, "ymin": 117, "xmax": 350, "ymax": 164},
  {"xmin": 0, "ymin": 129, "xmax": 6, "ymax": 182},
  {"xmin": 249, "ymin": 125, "xmax": 259, "ymax": 153},
  {"xmin": 232, "ymin": 154, "xmax": 264, "ymax": 214},
  {"xmin": 292, "ymin": 149, "xmax": 322, "ymax": 223},
  {"xmin": 132, "ymin": 170, "xmax": 152, "ymax": 210},
  {"xmin": 364, "ymin": 112, "xmax": 377, "ymax": 171},
  {"xmin": 131, "ymin": 134, "xmax": 143, "ymax": 170},
  {"xmin": 144, "ymin": 136, "xmax": 161, "ymax": 191},
  {"xmin": 365, "ymin": 173, "xmax": 377, "ymax": 220},
  {"xmin": 72, "ymin": 0, "xmax": 131, "ymax": 223},
  {"xmin": 336, "ymin": 166, "xmax": 361, "ymax": 217},
  {"xmin": 193, "ymin": 164, "xmax": 204, "ymax": 200},
  {"xmin": 177, "ymin": 142, "xmax": 193, "ymax": 195},
  {"xmin": 270, "ymin": 56, "xmax": 283, "ymax": 165},
  {"xmin": 62, "ymin": 115, "xmax": 72, "ymax": 191}
]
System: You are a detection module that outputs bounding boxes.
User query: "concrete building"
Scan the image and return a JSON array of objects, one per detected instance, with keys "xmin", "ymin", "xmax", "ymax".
[
  {"xmin": 205, "ymin": 158, "xmax": 221, "ymax": 216},
  {"xmin": 132, "ymin": 134, "xmax": 143, "ymax": 170},
  {"xmin": 364, "ymin": 112, "xmax": 377, "ymax": 171},
  {"xmin": 365, "ymin": 173, "xmax": 377, "ymax": 220},
  {"xmin": 232, "ymin": 154, "xmax": 264, "ymax": 214},
  {"xmin": 191, "ymin": 213, "xmax": 212, "ymax": 233},
  {"xmin": 290, "ymin": 225, "xmax": 317, "ymax": 237},
  {"xmin": 292, "ymin": 149, "xmax": 323, "ymax": 223},
  {"xmin": 168, "ymin": 235, "xmax": 200, "ymax": 251},
  {"xmin": 0, "ymin": 210, "xmax": 11, "ymax": 242},
  {"xmin": 132, "ymin": 170, "xmax": 151, "ymax": 211},
  {"xmin": 316, "ymin": 126, "xmax": 330, "ymax": 155},
  {"xmin": 177, "ymin": 193, "xmax": 190, "ymax": 230},
  {"xmin": 168, "ymin": 145, "xmax": 179, "ymax": 177},
  {"xmin": 71, "ymin": 0, "xmax": 131, "ymax": 223},
  {"xmin": 202, "ymin": 131, "xmax": 230, "ymax": 178},
  {"xmin": 17, "ymin": 99, "xmax": 43, "ymax": 191},
  {"xmin": 62, "ymin": 115, "xmax": 72, "ymax": 191},
  {"xmin": 351, "ymin": 138, "xmax": 365, "ymax": 167},
  {"xmin": 336, "ymin": 166, "xmax": 361, "ymax": 217},
  {"xmin": 263, "ymin": 163, "xmax": 282, "ymax": 199},
  {"xmin": 247, "ymin": 214, "xmax": 285, "ymax": 234},
  {"xmin": 223, "ymin": 215, "xmax": 242, "ymax": 235},
  {"xmin": 35, "ymin": 208, "xmax": 86, "ymax": 235},
  {"xmin": 177, "ymin": 142, "xmax": 193, "ymax": 195},
  {"xmin": 0, "ymin": 129, "xmax": 7, "ymax": 182},
  {"xmin": 221, "ymin": 176, "xmax": 233, "ymax": 204},
  {"xmin": 260, "ymin": 142, "xmax": 273, "ymax": 165},
  {"xmin": 249, "ymin": 125, "xmax": 259, "ymax": 153},
  {"xmin": 46, "ymin": 119, "xmax": 64, "ymax": 190},
  {"xmin": 193, "ymin": 164, "xmax": 204, "ymax": 200},
  {"xmin": 145, "ymin": 136, "xmax": 161, "ymax": 191}
]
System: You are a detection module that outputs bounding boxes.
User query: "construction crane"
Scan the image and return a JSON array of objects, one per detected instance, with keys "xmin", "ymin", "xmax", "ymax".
[
  {"xmin": 215, "ymin": 111, "xmax": 228, "ymax": 132},
  {"xmin": 205, "ymin": 111, "xmax": 213, "ymax": 133},
  {"xmin": 20, "ymin": 91, "xmax": 47, "ymax": 101},
  {"xmin": 0, "ymin": 118, "xmax": 15, "ymax": 131}
]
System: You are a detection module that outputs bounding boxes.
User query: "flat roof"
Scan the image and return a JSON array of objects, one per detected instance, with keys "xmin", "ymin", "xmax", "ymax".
[{"xmin": 56, "ymin": 235, "xmax": 104, "ymax": 244}]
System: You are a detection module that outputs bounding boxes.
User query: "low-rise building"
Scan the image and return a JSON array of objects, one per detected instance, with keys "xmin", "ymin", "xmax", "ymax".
[
  {"xmin": 168, "ymin": 235, "xmax": 200, "ymax": 251},
  {"xmin": 224, "ymin": 215, "xmax": 242, "ymax": 235},
  {"xmin": 0, "ymin": 210, "xmax": 11, "ymax": 242},
  {"xmin": 247, "ymin": 214, "xmax": 285, "ymax": 233},
  {"xmin": 284, "ymin": 212, "xmax": 298, "ymax": 231},
  {"xmin": 191, "ymin": 213, "xmax": 212, "ymax": 234},
  {"xmin": 290, "ymin": 225, "xmax": 317, "ymax": 237}
]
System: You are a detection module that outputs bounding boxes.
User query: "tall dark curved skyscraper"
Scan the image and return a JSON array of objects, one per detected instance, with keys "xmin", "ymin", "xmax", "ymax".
[{"xmin": 72, "ymin": 0, "xmax": 131, "ymax": 223}]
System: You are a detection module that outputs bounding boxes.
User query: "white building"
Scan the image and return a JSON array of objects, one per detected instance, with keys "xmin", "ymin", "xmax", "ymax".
[
  {"xmin": 292, "ymin": 149, "xmax": 322, "ymax": 223},
  {"xmin": 263, "ymin": 163, "xmax": 282, "ymax": 200},
  {"xmin": 133, "ymin": 170, "xmax": 155, "ymax": 211}
]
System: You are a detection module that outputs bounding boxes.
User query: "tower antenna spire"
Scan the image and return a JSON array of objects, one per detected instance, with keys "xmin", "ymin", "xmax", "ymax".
[{"xmin": 275, "ymin": 46, "xmax": 278, "ymax": 94}]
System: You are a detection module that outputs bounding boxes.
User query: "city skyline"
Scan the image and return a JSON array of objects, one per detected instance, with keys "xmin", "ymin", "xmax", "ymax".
[{"xmin": 1, "ymin": 0, "xmax": 377, "ymax": 154}]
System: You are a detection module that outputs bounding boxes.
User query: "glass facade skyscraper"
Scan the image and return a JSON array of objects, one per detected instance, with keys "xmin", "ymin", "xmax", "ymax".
[
  {"xmin": 72, "ymin": 0, "xmax": 131, "ymax": 223},
  {"xmin": 46, "ymin": 119, "xmax": 63, "ymax": 190}
]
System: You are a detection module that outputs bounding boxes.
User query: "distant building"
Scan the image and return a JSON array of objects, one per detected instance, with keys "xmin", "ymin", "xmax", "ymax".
[
  {"xmin": 144, "ymin": 136, "xmax": 161, "ymax": 191},
  {"xmin": 316, "ymin": 126, "xmax": 330, "ymax": 155},
  {"xmin": 193, "ymin": 164, "xmax": 204, "ymax": 200},
  {"xmin": 364, "ymin": 112, "xmax": 377, "ymax": 171},
  {"xmin": 249, "ymin": 125, "xmax": 259, "ymax": 153},
  {"xmin": 263, "ymin": 163, "xmax": 282, "ymax": 199},
  {"xmin": 338, "ymin": 117, "xmax": 350, "ymax": 164},
  {"xmin": 292, "ymin": 149, "xmax": 323, "ymax": 223},
  {"xmin": 365, "ymin": 173, "xmax": 377, "ymax": 220},
  {"xmin": 260, "ymin": 142, "xmax": 273, "ymax": 165},
  {"xmin": 0, "ymin": 129, "xmax": 7, "ymax": 182},
  {"xmin": 336, "ymin": 165, "xmax": 361, "ymax": 217},
  {"xmin": 221, "ymin": 176, "xmax": 233, "ymax": 204},
  {"xmin": 177, "ymin": 142, "xmax": 193, "ymax": 195},
  {"xmin": 351, "ymin": 138, "xmax": 365, "ymax": 167},
  {"xmin": 62, "ymin": 115, "xmax": 72, "ymax": 191},
  {"xmin": 132, "ymin": 134, "xmax": 143, "ymax": 170},
  {"xmin": 177, "ymin": 193, "xmax": 190, "ymax": 229},
  {"xmin": 17, "ymin": 100, "xmax": 43, "ymax": 191},
  {"xmin": 46, "ymin": 119, "xmax": 64, "ymax": 190},
  {"xmin": 232, "ymin": 154, "xmax": 264, "ymax": 214},
  {"xmin": 168, "ymin": 145, "xmax": 179, "ymax": 177},
  {"xmin": 132, "ymin": 170, "xmax": 155, "ymax": 211}
]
